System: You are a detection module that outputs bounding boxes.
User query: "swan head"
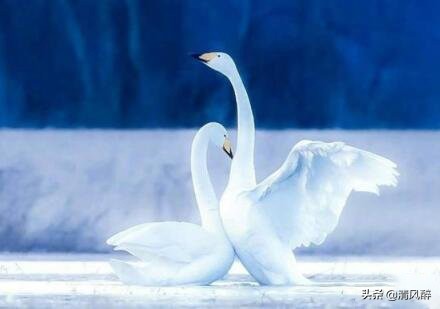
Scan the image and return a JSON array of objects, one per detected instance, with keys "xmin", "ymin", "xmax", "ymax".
[
  {"xmin": 191, "ymin": 52, "xmax": 236, "ymax": 77},
  {"xmin": 204, "ymin": 122, "xmax": 233, "ymax": 159}
]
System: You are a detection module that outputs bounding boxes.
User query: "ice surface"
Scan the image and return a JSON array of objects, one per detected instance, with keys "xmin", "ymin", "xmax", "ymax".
[
  {"xmin": 0, "ymin": 254, "xmax": 437, "ymax": 308},
  {"xmin": 0, "ymin": 129, "xmax": 439, "ymax": 254}
]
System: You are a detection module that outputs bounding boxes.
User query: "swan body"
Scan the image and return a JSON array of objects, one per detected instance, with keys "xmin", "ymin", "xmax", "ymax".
[
  {"xmin": 107, "ymin": 122, "xmax": 235, "ymax": 286},
  {"xmin": 193, "ymin": 52, "xmax": 399, "ymax": 285}
]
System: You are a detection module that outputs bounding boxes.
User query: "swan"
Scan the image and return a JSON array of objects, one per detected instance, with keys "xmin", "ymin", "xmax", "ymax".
[
  {"xmin": 192, "ymin": 52, "xmax": 398, "ymax": 285},
  {"xmin": 106, "ymin": 122, "xmax": 235, "ymax": 286}
]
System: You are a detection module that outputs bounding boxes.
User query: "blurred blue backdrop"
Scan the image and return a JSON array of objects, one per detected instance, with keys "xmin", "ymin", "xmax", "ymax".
[{"xmin": 0, "ymin": 0, "xmax": 439, "ymax": 129}]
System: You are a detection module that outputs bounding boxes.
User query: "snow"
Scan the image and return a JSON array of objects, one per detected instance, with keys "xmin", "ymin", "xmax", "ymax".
[
  {"xmin": 0, "ymin": 254, "xmax": 437, "ymax": 308},
  {"xmin": 0, "ymin": 129, "xmax": 439, "ymax": 255}
]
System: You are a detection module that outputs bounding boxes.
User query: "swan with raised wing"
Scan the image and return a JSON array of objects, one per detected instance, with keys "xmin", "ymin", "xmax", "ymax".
[
  {"xmin": 192, "ymin": 52, "xmax": 398, "ymax": 285},
  {"xmin": 107, "ymin": 122, "xmax": 234, "ymax": 286}
]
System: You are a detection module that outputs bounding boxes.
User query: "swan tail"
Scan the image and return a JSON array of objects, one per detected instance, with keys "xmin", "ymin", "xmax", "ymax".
[
  {"xmin": 106, "ymin": 222, "xmax": 158, "ymax": 246},
  {"xmin": 113, "ymin": 242, "xmax": 185, "ymax": 264},
  {"xmin": 109, "ymin": 259, "xmax": 174, "ymax": 286},
  {"xmin": 109, "ymin": 259, "xmax": 146, "ymax": 285}
]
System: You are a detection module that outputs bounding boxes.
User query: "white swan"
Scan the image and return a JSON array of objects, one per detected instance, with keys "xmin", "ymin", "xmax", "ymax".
[
  {"xmin": 106, "ymin": 122, "xmax": 235, "ymax": 286},
  {"xmin": 193, "ymin": 52, "xmax": 399, "ymax": 285}
]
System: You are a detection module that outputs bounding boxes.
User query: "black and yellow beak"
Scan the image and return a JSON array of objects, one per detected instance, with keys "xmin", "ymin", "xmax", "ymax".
[
  {"xmin": 222, "ymin": 138, "xmax": 233, "ymax": 159},
  {"xmin": 190, "ymin": 53, "xmax": 207, "ymax": 63},
  {"xmin": 190, "ymin": 52, "xmax": 216, "ymax": 63}
]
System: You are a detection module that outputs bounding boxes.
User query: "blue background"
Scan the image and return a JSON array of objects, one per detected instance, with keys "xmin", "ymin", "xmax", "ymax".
[{"xmin": 0, "ymin": 0, "xmax": 439, "ymax": 129}]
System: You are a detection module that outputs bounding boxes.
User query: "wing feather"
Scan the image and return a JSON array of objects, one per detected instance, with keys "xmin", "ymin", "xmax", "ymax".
[
  {"xmin": 250, "ymin": 140, "xmax": 398, "ymax": 249},
  {"xmin": 107, "ymin": 222, "xmax": 216, "ymax": 264}
]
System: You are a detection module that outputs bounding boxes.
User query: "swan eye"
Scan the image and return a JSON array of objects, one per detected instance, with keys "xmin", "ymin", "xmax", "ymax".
[{"xmin": 218, "ymin": 55, "xmax": 221, "ymax": 58}]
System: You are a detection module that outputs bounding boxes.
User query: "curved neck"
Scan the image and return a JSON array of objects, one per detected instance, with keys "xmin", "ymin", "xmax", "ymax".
[
  {"xmin": 227, "ymin": 67, "xmax": 256, "ymax": 189},
  {"xmin": 191, "ymin": 129, "xmax": 224, "ymax": 234}
]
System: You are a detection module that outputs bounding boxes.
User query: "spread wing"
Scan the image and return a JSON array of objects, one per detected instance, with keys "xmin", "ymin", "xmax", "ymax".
[
  {"xmin": 107, "ymin": 222, "xmax": 218, "ymax": 264},
  {"xmin": 249, "ymin": 140, "xmax": 398, "ymax": 249}
]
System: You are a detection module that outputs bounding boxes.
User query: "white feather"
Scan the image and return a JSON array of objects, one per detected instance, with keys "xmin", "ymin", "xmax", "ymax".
[{"xmin": 251, "ymin": 140, "xmax": 398, "ymax": 249}]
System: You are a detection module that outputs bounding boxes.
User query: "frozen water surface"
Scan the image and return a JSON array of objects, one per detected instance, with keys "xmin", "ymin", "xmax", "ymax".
[{"xmin": 0, "ymin": 254, "xmax": 438, "ymax": 308}]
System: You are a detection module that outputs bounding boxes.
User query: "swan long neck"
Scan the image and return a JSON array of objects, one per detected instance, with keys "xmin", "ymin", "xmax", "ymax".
[
  {"xmin": 227, "ymin": 67, "xmax": 256, "ymax": 188},
  {"xmin": 191, "ymin": 128, "xmax": 224, "ymax": 234}
]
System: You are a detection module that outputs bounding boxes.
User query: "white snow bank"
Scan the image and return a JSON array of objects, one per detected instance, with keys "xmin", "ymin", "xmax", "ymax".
[{"xmin": 0, "ymin": 129, "xmax": 439, "ymax": 254}]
